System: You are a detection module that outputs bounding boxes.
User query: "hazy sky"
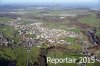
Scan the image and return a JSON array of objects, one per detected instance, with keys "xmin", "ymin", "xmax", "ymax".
[{"xmin": 0, "ymin": 0, "xmax": 99, "ymax": 4}]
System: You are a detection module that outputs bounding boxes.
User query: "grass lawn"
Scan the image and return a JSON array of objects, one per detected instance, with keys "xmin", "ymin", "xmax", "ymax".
[
  {"xmin": 0, "ymin": 46, "xmax": 41, "ymax": 66},
  {"xmin": 0, "ymin": 26, "xmax": 15, "ymax": 39},
  {"xmin": 0, "ymin": 17, "xmax": 11, "ymax": 22},
  {"xmin": 30, "ymin": 46, "xmax": 40, "ymax": 62},
  {"xmin": 16, "ymin": 46, "xmax": 41, "ymax": 66},
  {"xmin": 63, "ymin": 37, "xmax": 76, "ymax": 43},
  {"xmin": 47, "ymin": 48, "xmax": 95, "ymax": 66},
  {"xmin": 68, "ymin": 28, "xmax": 81, "ymax": 34},
  {"xmin": 0, "ymin": 47, "xmax": 16, "ymax": 60},
  {"xmin": 47, "ymin": 49, "xmax": 81, "ymax": 66},
  {"xmin": 96, "ymin": 30, "xmax": 100, "ymax": 36},
  {"xmin": 16, "ymin": 47, "xmax": 27, "ymax": 66},
  {"xmin": 79, "ymin": 12, "xmax": 100, "ymax": 28}
]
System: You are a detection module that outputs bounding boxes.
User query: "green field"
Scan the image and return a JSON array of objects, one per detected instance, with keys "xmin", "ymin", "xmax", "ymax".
[
  {"xmin": 79, "ymin": 12, "xmax": 100, "ymax": 28},
  {"xmin": 0, "ymin": 46, "xmax": 41, "ymax": 66},
  {"xmin": 47, "ymin": 49, "xmax": 95, "ymax": 66},
  {"xmin": 0, "ymin": 17, "xmax": 11, "ymax": 22},
  {"xmin": 0, "ymin": 26, "xmax": 15, "ymax": 38}
]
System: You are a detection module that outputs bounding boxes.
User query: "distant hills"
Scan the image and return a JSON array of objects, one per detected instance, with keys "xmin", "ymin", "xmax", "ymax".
[{"xmin": 0, "ymin": 3, "xmax": 100, "ymax": 10}]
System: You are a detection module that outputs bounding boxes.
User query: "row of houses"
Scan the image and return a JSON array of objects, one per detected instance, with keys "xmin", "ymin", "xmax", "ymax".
[
  {"xmin": 0, "ymin": 33, "xmax": 10, "ymax": 46},
  {"xmin": 12, "ymin": 22, "xmax": 83, "ymax": 46}
]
